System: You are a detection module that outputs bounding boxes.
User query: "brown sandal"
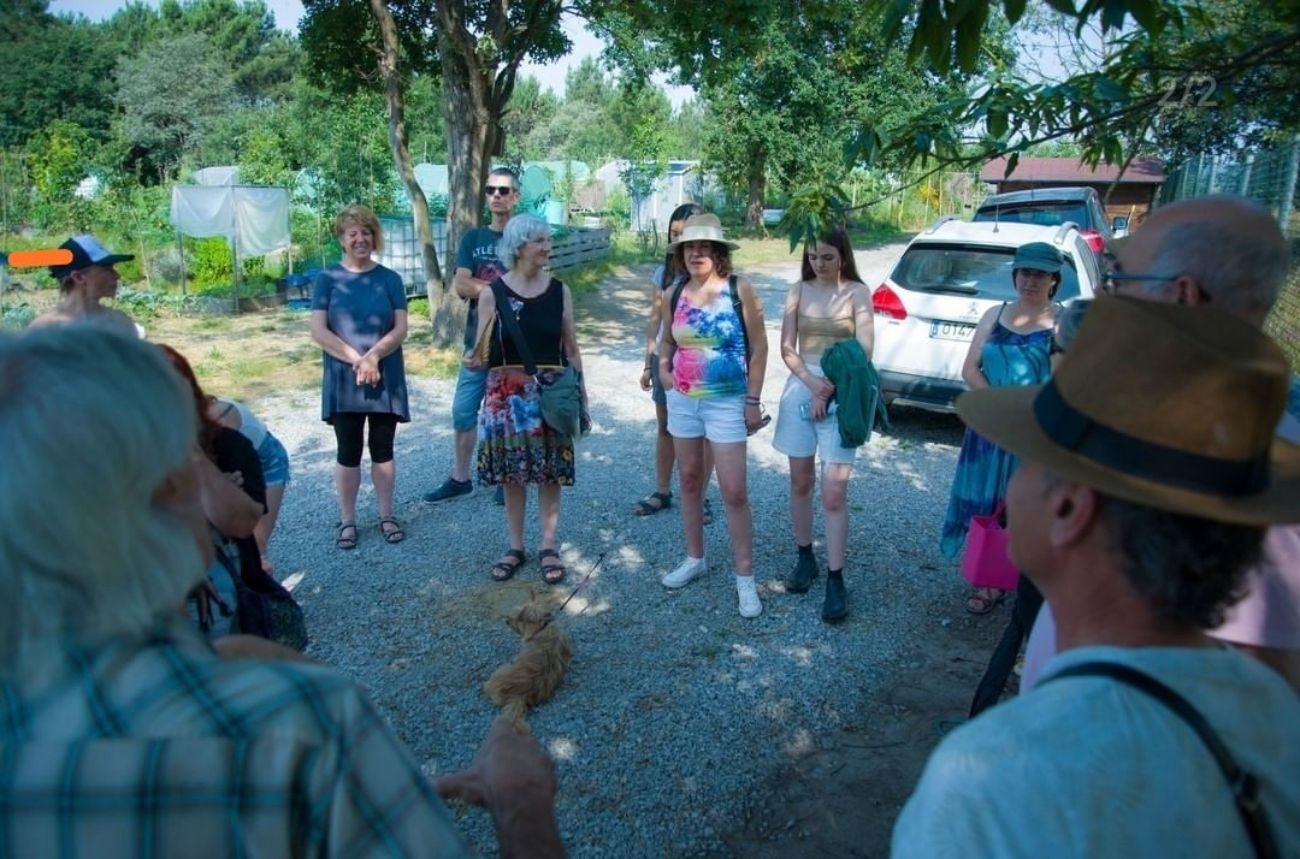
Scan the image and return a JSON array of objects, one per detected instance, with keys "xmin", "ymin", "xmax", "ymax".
[
  {"xmin": 539, "ymin": 548, "xmax": 566, "ymax": 584},
  {"xmin": 379, "ymin": 516, "xmax": 405, "ymax": 544},
  {"xmin": 491, "ymin": 549, "xmax": 527, "ymax": 582}
]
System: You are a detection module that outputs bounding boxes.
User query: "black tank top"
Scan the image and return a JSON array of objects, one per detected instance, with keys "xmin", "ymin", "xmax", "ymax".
[{"xmin": 488, "ymin": 277, "xmax": 565, "ymax": 368}]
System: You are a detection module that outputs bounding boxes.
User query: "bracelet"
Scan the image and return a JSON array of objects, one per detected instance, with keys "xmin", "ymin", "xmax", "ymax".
[{"xmin": 744, "ymin": 397, "xmax": 761, "ymax": 405}]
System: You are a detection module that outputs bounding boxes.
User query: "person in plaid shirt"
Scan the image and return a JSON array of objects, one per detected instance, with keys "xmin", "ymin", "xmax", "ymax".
[{"xmin": 0, "ymin": 325, "xmax": 562, "ymax": 858}]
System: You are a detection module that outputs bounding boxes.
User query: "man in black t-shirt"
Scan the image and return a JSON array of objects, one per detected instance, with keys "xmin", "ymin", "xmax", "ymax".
[{"xmin": 424, "ymin": 168, "xmax": 520, "ymax": 504}]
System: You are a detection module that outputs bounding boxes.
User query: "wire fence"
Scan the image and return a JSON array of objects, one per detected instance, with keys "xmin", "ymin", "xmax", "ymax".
[{"xmin": 1165, "ymin": 136, "xmax": 1300, "ymax": 369}]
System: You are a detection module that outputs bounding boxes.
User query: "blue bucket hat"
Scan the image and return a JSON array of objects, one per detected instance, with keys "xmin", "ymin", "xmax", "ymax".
[{"xmin": 1012, "ymin": 241, "xmax": 1064, "ymax": 273}]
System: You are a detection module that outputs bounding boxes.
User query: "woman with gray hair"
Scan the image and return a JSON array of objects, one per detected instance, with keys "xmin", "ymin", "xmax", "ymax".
[
  {"xmin": 0, "ymin": 326, "xmax": 210, "ymax": 676},
  {"xmin": 466, "ymin": 214, "xmax": 587, "ymax": 584}
]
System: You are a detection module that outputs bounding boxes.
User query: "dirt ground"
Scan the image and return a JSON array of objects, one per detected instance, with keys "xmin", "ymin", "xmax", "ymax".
[{"xmin": 719, "ymin": 614, "xmax": 1006, "ymax": 857}]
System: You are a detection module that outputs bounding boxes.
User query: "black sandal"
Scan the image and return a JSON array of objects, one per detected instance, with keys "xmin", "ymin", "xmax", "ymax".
[
  {"xmin": 538, "ymin": 548, "xmax": 566, "ymax": 584},
  {"xmin": 633, "ymin": 491, "xmax": 673, "ymax": 516},
  {"xmin": 336, "ymin": 521, "xmax": 358, "ymax": 550},
  {"xmin": 491, "ymin": 549, "xmax": 527, "ymax": 582},
  {"xmin": 378, "ymin": 516, "xmax": 405, "ymax": 544}
]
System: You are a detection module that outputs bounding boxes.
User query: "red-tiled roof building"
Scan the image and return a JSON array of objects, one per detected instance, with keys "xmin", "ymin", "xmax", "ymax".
[{"xmin": 981, "ymin": 156, "xmax": 1166, "ymax": 223}]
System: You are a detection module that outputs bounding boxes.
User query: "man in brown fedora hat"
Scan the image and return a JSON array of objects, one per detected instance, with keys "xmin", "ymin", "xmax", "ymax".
[
  {"xmin": 1017, "ymin": 195, "xmax": 1300, "ymax": 695},
  {"xmin": 892, "ymin": 297, "xmax": 1300, "ymax": 856}
]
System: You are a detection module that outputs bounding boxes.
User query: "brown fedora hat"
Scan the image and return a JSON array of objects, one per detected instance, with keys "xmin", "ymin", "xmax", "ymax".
[{"xmin": 958, "ymin": 296, "xmax": 1300, "ymax": 525}]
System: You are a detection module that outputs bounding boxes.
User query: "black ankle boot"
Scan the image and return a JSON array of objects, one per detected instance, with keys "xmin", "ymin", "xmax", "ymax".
[
  {"xmin": 784, "ymin": 552, "xmax": 819, "ymax": 593},
  {"xmin": 822, "ymin": 574, "xmax": 847, "ymax": 623}
]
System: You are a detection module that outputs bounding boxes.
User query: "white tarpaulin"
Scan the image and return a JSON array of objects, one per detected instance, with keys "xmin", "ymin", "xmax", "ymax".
[
  {"xmin": 169, "ymin": 185, "xmax": 290, "ymax": 257},
  {"xmin": 193, "ymin": 165, "xmax": 241, "ymax": 186}
]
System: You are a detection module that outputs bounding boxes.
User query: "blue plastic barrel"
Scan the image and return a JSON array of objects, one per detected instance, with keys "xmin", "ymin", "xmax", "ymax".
[{"xmin": 544, "ymin": 200, "xmax": 566, "ymax": 226}]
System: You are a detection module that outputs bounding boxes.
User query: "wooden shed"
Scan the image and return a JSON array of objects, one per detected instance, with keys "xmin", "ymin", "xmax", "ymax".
[{"xmin": 981, "ymin": 156, "xmax": 1166, "ymax": 226}]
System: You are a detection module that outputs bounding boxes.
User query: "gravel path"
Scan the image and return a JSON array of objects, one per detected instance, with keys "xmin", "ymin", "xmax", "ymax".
[{"xmin": 256, "ymin": 241, "xmax": 977, "ymax": 855}]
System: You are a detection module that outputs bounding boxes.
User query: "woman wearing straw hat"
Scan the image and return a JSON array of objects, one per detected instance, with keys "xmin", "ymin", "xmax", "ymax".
[
  {"xmin": 634, "ymin": 202, "xmax": 716, "ymax": 523},
  {"xmin": 941, "ymin": 240, "xmax": 1062, "ymax": 615},
  {"xmin": 657, "ymin": 213, "xmax": 770, "ymax": 618}
]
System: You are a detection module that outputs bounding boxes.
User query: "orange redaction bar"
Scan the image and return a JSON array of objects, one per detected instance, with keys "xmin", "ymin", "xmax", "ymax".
[{"xmin": 6, "ymin": 249, "xmax": 73, "ymax": 268}]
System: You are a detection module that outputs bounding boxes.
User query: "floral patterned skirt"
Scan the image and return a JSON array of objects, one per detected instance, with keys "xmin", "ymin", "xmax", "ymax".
[{"xmin": 477, "ymin": 367, "xmax": 575, "ymax": 486}]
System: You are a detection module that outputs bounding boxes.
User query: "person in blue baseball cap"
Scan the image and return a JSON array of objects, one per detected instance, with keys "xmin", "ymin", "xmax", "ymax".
[{"xmin": 30, "ymin": 234, "xmax": 140, "ymax": 337}]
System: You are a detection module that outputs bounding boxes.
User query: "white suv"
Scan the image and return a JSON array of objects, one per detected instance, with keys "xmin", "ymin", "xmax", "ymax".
[{"xmin": 872, "ymin": 219, "xmax": 1101, "ymax": 412}]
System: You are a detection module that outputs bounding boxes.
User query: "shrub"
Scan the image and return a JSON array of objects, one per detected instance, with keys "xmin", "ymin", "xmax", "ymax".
[{"xmin": 1, "ymin": 301, "xmax": 36, "ymax": 331}]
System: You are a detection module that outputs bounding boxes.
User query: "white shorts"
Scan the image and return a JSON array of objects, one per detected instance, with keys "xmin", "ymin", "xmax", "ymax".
[
  {"xmin": 666, "ymin": 390, "xmax": 748, "ymax": 444},
  {"xmin": 773, "ymin": 370, "xmax": 857, "ymax": 465}
]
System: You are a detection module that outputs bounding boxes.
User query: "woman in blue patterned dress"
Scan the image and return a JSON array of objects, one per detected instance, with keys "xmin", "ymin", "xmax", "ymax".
[
  {"xmin": 310, "ymin": 206, "xmax": 409, "ymax": 551},
  {"xmin": 941, "ymin": 241, "xmax": 1063, "ymax": 614}
]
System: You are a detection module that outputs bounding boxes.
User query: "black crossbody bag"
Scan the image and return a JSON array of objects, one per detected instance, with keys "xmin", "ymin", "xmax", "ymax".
[{"xmin": 1044, "ymin": 661, "xmax": 1277, "ymax": 858}]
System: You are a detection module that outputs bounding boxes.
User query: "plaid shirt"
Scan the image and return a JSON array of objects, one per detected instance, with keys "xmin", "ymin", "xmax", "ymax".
[{"xmin": 0, "ymin": 620, "xmax": 472, "ymax": 857}]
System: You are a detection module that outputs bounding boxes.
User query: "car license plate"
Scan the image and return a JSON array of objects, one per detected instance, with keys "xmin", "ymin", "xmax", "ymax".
[{"xmin": 930, "ymin": 320, "xmax": 976, "ymax": 341}]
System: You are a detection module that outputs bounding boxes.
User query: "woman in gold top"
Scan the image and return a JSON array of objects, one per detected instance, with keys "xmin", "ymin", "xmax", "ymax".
[{"xmin": 773, "ymin": 228, "xmax": 874, "ymax": 622}]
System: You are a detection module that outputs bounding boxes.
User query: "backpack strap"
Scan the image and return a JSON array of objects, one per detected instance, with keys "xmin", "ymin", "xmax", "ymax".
[
  {"xmin": 1044, "ymin": 661, "xmax": 1277, "ymax": 859},
  {"xmin": 668, "ymin": 275, "xmax": 688, "ymax": 321},
  {"xmin": 669, "ymin": 275, "xmax": 751, "ymax": 364},
  {"xmin": 728, "ymin": 274, "xmax": 751, "ymax": 363}
]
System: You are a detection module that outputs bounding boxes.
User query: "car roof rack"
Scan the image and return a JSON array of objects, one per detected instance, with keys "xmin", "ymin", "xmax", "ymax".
[
  {"xmin": 1052, "ymin": 221, "xmax": 1081, "ymax": 244},
  {"xmin": 923, "ymin": 215, "xmax": 956, "ymax": 234}
]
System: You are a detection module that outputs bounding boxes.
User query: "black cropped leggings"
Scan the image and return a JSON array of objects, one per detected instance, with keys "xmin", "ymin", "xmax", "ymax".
[{"xmin": 332, "ymin": 412, "xmax": 399, "ymax": 467}]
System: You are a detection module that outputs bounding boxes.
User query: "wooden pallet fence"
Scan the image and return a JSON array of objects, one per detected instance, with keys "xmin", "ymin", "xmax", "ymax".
[{"xmin": 549, "ymin": 227, "xmax": 611, "ymax": 270}]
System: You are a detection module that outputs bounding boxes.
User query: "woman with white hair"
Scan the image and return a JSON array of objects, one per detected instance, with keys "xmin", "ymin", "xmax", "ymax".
[
  {"xmin": 0, "ymin": 327, "xmax": 211, "ymax": 676},
  {"xmin": 466, "ymin": 214, "xmax": 587, "ymax": 584}
]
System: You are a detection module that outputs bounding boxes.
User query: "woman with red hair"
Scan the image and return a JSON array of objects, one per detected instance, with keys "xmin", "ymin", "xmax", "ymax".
[{"xmin": 158, "ymin": 345, "xmax": 264, "ymax": 635}]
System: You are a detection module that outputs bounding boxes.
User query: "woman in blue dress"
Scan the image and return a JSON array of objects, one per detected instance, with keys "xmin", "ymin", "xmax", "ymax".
[
  {"xmin": 310, "ymin": 205, "xmax": 410, "ymax": 550},
  {"xmin": 941, "ymin": 241, "xmax": 1063, "ymax": 613}
]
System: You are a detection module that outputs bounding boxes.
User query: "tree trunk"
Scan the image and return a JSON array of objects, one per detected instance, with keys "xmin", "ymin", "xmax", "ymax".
[
  {"xmin": 745, "ymin": 153, "xmax": 766, "ymax": 232},
  {"xmin": 436, "ymin": 43, "xmax": 498, "ymax": 345},
  {"xmin": 369, "ymin": 0, "xmax": 444, "ymax": 318},
  {"xmin": 428, "ymin": 0, "xmax": 554, "ymax": 346}
]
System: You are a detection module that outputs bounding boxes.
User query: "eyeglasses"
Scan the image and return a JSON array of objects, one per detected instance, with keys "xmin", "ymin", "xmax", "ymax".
[
  {"xmin": 1102, "ymin": 269, "xmax": 1181, "ymax": 295},
  {"xmin": 485, "ymin": 185, "xmax": 515, "ymax": 197}
]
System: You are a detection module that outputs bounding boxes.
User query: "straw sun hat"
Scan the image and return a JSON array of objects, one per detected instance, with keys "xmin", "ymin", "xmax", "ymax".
[
  {"xmin": 666, "ymin": 213, "xmax": 740, "ymax": 251},
  {"xmin": 957, "ymin": 296, "xmax": 1300, "ymax": 525}
]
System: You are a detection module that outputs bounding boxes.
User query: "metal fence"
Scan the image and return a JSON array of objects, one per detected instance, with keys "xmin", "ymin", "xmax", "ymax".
[
  {"xmin": 376, "ymin": 216, "xmax": 611, "ymax": 294},
  {"xmin": 1164, "ymin": 137, "xmax": 1300, "ymax": 369}
]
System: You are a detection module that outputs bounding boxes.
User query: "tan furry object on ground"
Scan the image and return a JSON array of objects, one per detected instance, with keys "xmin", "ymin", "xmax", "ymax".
[{"xmin": 484, "ymin": 596, "xmax": 573, "ymax": 732}]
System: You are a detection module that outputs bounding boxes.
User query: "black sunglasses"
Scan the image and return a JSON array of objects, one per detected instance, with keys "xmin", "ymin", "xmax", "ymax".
[{"xmin": 485, "ymin": 185, "xmax": 515, "ymax": 196}]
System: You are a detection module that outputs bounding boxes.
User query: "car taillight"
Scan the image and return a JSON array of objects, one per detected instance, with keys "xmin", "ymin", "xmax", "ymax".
[
  {"xmin": 872, "ymin": 284, "xmax": 907, "ymax": 320},
  {"xmin": 1081, "ymin": 230, "xmax": 1104, "ymax": 254}
]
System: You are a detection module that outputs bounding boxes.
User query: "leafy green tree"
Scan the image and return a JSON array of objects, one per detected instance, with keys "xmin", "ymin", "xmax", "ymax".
[
  {"xmin": 26, "ymin": 119, "xmax": 95, "ymax": 229},
  {"xmin": 0, "ymin": 1, "xmax": 118, "ymax": 144},
  {"xmin": 686, "ymin": 8, "xmax": 986, "ymax": 229},
  {"xmin": 114, "ymin": 32, "xmax": 238, "ymax": 182},
  {"xmin": 501, "ymin": 76, "xmax": 561, "ymax": 161},
  {"xmin": 864, "ymin": 0, "xmax": 1300, "ymax": 169},
  {"xmin": 154, "ymin": 0, "xmax": 300, "ymax": 104},
  {"xmin": 301, "ymin": 0, "xmax": 572, "ymax": 343},
  {"xmin": 663, "ymin": 98, "xmax": 706, "ymax": 160}
]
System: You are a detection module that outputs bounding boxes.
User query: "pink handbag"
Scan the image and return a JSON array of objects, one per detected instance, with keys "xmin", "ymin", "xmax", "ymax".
[{"xmin": 960, "ymin": 504, "xmax": 1019, "ymax": 590}]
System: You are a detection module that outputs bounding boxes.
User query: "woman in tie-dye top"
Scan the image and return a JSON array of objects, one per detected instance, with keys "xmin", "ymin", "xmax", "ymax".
[{"xmin": 657, "ymin": 213, "xmax": 770, "ymax": 618}]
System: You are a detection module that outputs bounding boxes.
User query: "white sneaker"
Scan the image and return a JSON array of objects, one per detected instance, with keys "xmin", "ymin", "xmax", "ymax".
[
  {"xmin": 736, "ymin": 576, "xmax": 763, "ymax": 618},
  {"xmin": 662, "ymin": 557, "xmax": 707, "ymax": 589}
]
